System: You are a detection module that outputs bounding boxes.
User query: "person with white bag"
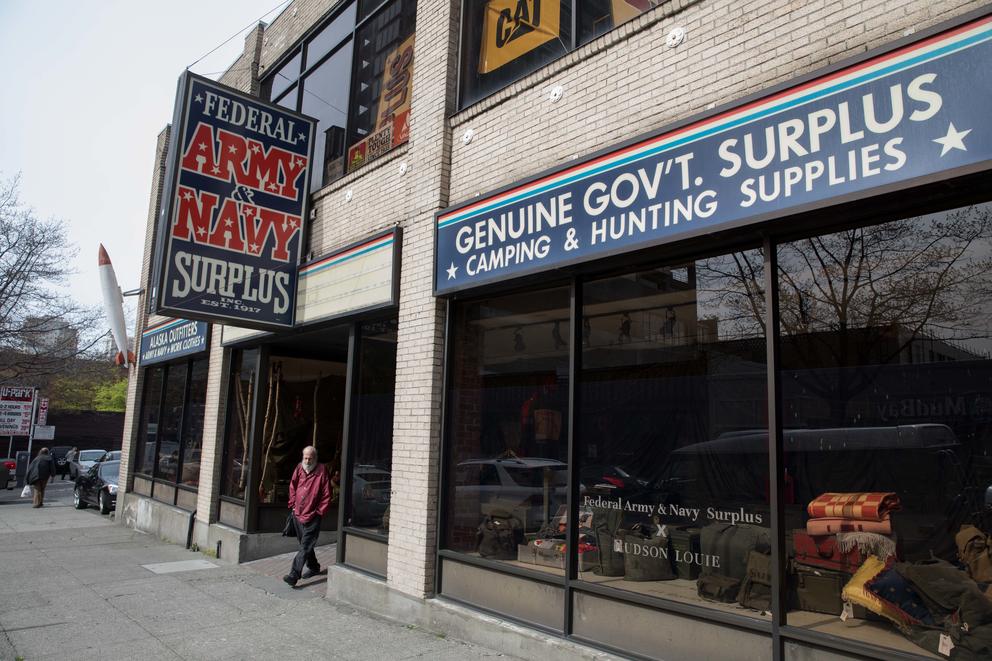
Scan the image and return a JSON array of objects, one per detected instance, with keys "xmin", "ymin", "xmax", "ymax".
[{"xmin": 24, "ymin": 448, "xmax": 55, "ymax": 508}]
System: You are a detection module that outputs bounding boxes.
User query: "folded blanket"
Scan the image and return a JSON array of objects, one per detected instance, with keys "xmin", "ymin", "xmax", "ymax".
[
  {"xmin": 837, "ymin": 531, "xmax": 897, "ymax": 560},
  {"xmin": 842, "ymin": 555, "xmax": 907, "ymax": 624},
  {"xmin": 807, "ymin": 517, "xmax": 892, "ymax": 535},
  {"xmin": 808, "ymin": 492, "xmax": 901, "ymax": 521}
]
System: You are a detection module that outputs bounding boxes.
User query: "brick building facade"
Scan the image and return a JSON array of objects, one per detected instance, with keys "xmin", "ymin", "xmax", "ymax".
[{"xmin": 119, "ymin": 0, "xmax": 992, "ymax": 657}]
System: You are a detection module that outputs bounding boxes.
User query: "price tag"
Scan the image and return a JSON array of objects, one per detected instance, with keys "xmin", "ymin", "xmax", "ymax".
[
  {"xmin": 939, "ymin": 633, "xmax": 954, "ymax": 656},
  {"xmin": 840, "ymin": 601, "xmax": 853, "ymax": 622}
]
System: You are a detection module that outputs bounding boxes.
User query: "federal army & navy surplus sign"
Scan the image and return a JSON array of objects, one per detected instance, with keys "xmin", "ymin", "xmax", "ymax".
[
  {"xmin": 155, "ymin": 72, "xmax": 316, "ymax": 330},
  {"xmin": 435, "ymin": 16, "xmax": 992, "ymax": 295}
]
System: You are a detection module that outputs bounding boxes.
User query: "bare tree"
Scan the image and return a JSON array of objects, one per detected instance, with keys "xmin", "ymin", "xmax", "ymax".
[
  {"xmin": 697, "ymin": 204, "xmax": 992, "ymax": 419},
  {"xmin": 0, "ymin": 173, "xmax": 105, "ymax": 379}
]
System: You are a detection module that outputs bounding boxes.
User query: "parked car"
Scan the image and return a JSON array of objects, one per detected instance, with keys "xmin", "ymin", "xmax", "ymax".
[
  {"xmin": 0, "ymin": 457, "xmax": 13, "ymax": 490},
  {"xmin": 351, "ymin": 465, "xmax": 391, "ymax": 526},
  {"xmin": 70, "ymin": 449, "xmax": 106, "ymax": 480},
  {"xmin": 49, "ymin": 445, "xmax": 72, "ymax": 478},
  {"xmin": 98, "ymin": 450, "xmax": 121, "ymax": 463},
  {"xmin": 453, "ymin": 457, "xmax": 569, "ymax": 533},
  {"xmin": 74, "ymin": 459, "xmax": 119, "ymax": 514}
]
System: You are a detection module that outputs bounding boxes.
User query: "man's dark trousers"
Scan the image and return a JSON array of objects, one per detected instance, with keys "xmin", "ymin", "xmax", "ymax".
[{"xmin": 290, "ymin": 515, "xmax": 321, "ymax": 579}]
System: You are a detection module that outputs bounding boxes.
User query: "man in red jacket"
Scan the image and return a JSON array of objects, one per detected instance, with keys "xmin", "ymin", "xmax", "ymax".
[{"xmin": 284, "ymin": 445, "xmax": 331, "ymax": 586}]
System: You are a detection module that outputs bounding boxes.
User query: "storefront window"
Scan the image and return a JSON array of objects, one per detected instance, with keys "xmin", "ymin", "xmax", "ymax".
[
  {"xmin": 459, "ymin": 0, "xmax": 571, "ymax": 108},
  {"xmin": 442, "ymin": 286, "xmax": 571, "ymax": 573},
  {"xmin": 577, "ymin": 0, "xmax": 653, "ymax": 44},
  {"xmin": 155, "ymin": 364, "xmax": 187, "ymax": 482},
  {"xmin": 221, "ymin": 349, "xmax": 258, "ymax": 500},
  {"xmin": 779, "ymin": 203, "xmax": 992, "ymax": 653},
  {"xmin": 263, "ymin": 0, "xmax": 416, "ymax": 185},
  {"xmin": 348, "ymin": 319, "xmax": 397, "ymax": 532},
  {"xmin": 573, "ymin": 253, "xmax": 769, "ymax": 616},
  {"xmin": 135, "ymin": 367, "xmax": 164, "ymax": 476},
  {"xmin": 178, "ymin": 360, "xmax": 208, "ymax": 488}
]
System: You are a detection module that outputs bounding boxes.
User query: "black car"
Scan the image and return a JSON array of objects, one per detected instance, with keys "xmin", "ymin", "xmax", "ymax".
[
  {"xmin": 74, "ymin": 460, "xmax": 119, "ymax": 514},
  {"xmin": 50, "ymin": 445, "xmax": 72, "ymax": 477}
]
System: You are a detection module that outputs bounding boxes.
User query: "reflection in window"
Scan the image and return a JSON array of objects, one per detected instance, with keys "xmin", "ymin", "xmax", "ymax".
[
  {"xmin": 777, "ymin": 203, "xmax": 992, "ymax": 654},
  {"xmin": 179, "ymin": 360, "xmax": 208, "ymax": 487},
  {"xmin": 575, "ymin": 254, "xmax": 769, "ymax": 616},
  {"xmin": 443, "ymin": 287, "xmax": 570, "ymax": 574},
  {"xmin": 155, "ymin": 365, "xmax": 187, "ymax": 483},
  {"xmin": 302, "ymin": 47, "xmax": 353, "ymax": 189},
  {"xmin": 221, "ymin": 349, "xmax": 258, "ymax": 500},
  {"xmin": 136, "ymin": 367, "xmax": 164, "ymax": 476},
  {"xmin": 348, "ymin": 319, "xmax": 397, "ymax": 532},
  {"xmin": 266, "ymin": 50, "xmax": 302, "ymax": 100},
  {"xmin": 578, "ymin": 0, "xmax": 659, "ymax": 44}
]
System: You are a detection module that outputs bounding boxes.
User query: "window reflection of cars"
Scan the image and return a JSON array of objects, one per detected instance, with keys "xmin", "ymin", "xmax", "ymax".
[
  {"xmin": 97, "ymin": 450, "xmax": 121, "ymax": 463},
  {"xmin": 454, "ymin": 457, "xmax": 569, "ymax": 532},
  {"xmin": 351, "ymin": 465, "xmax": 391, "ymax": 526},
  {"xmin": 50, "ymin": 445, "xmax": 72, "ymax": 477},
  {"xmin": 74, "ymin": 460, "xmax": 120, "ymax": 514},
  {"xmin": 70, "ymin": 449, "xmax": 106, "ymax": 480},
  {"xmin": 646, "ymin": 424, "xmax": 968, "ymax": 560},
  {"xmin": 0, "ymin": 457, "xmax": 13, "ymax": 490}
]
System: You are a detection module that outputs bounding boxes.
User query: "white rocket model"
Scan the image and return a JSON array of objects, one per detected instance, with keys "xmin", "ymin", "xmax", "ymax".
[{"xmin": 98, "ymin": 244, "xmax": 135, "ymax": 367}]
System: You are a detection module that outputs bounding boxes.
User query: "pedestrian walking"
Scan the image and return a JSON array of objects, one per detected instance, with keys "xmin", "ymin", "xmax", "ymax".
[
  {"xmin": 25, "ymin": 448, "xmax": 55, "ymax": 508},
  {"xmin": 64, "ymin": 446, "xmax": 78, "ymax": 480},
  {"xmin": 284, "ymin": 445, "xmax": 330, "ymax": 587}
]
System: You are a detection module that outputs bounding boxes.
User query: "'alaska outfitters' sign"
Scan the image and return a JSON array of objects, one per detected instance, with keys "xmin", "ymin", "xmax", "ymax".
[
  {"xmin": 435, "ymin": 16, "xmax": 992, "ymax": 295},
  {"xmin": 155, "ymin": 72, "xmax": 316, "ymax": 330}
]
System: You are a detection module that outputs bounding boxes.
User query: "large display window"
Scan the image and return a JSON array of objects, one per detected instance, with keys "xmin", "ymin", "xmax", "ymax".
[
  {"xmin": 437, "ymin": 198, "xmax": 992, "ymax": 656},
  {"xmin": 576, "ymin": 252, "xmax": 769, "ymax": 618},
  {"xmin": 442, "ymin": 285, "xmax": 571, "ymax": 574},
  {"xmin": 221, "ymin": 348, "xmax": 259, "ymax": 501},
  {"xmin": 777, "ymin": 203, "xmax": 992, "ymax": 656},
  {"xmin": 132, "ymin": 357, "xmax": 209, "ymax": 501}
]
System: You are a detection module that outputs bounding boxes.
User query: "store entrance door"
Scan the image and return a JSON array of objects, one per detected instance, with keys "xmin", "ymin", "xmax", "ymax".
[{"xmin": 252, "ymin": 326, "xmax": 349, "ymax": 533}]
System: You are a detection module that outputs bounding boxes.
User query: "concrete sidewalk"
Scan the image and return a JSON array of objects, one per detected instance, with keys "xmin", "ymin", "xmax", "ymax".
[{"xmin": 0, "ymin": 485, "xmax": 512, "ymax": 660}]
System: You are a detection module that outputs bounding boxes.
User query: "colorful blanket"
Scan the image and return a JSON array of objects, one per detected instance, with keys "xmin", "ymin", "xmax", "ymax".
[
  {"xmin": 807, "ymin": 492, "xmax": 901, "ymax": 521},
  {"xmin": 807, "ymin": 517, "xmax": 892, "ymax": 536}
]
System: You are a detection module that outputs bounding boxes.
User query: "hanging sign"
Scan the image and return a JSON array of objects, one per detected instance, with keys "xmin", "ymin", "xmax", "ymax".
[
  {"xmin": 139, "ymin": 318, "xmax": 210, "ymax": 366},
  {"xmin": 0, "ymin": 387, "xmax": 35, "ymax": 436},
  {"xmin": 155, "ymin": 72, "xmax": 316, "ymax": 330},
  {"xmin": 36, "ymin": 397, "xmax": 48, "ymax": 426},
  {"xmin": 436, "ymin": 16, "xmax": 992, "ymax": 295}
]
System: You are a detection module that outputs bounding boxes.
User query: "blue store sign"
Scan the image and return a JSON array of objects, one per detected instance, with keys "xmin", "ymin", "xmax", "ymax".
[
  {"xmin": 155, "ymin": 72, "xmax": 316, "ymax": 330},
  {"xmin": 435, "ymin": 16, "xmax": 992, "ymax": 295},
  {"xmin": 140, "ymin": 319, "xmax": 210, "ymax": 366}
]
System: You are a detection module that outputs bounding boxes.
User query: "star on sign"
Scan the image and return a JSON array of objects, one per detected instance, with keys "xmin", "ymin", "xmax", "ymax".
[
  {"xmin": 198, "ymin": 142, "xmax": 207, "ymax": 151},
  {"xmin": 250, "ymin": 144, "xmax": 260, "ymax": 154},
  {"xmin": 211, "ymin": 166, "xmax": 220, "ymax": 175},
  {"xmin": 194, "ymin": 94, "xmax": 203, "ymax": 103},
  {"xmin": 446, "ymin": 263, "xmax": 458, "ymax": 280},
  {"xmin": 249, "ymin": 243, "xmax": 258, "ymax": 253},
  {"xmin": 295, "ymin": 157, "xmax": 304, "ymax": 167},
  {"xmin": 181, "ymin": 191, "xmax": 192, "ymax": 201},
  {"xmin": 224, "ymin": 218, "xmax": 233, "ymax": 227},
  {"xmin": 297, "ymin": 132, "xmax": 306, "ymax": 142},
  {"xmin": 228, "ymin": 145, "xmax": 238, "ymax": 154},
  {"xmin": 196, "ymin": 227, "xmax": 206, "ymax": 237},
  {"xmin": 934, "ymin": 123, "xmax": 971, "ymax": 157},
  {"xmin": 267, "ymin": 183, "xmax": 277, "ymax": 191}
]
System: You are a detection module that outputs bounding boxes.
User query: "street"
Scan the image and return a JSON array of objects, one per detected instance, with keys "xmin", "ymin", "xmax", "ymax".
[{"xmin": 0, "ymin": 480, "xmax": 511, "ymax": 660}]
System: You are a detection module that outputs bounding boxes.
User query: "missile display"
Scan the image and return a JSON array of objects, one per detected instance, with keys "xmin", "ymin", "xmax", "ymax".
[{"xmin": 98, "ymin": 244, "xmax": 135, "ymax": 367}]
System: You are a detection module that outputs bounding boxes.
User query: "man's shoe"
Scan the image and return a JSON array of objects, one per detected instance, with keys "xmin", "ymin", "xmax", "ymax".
[
  {"xmin": 283, "ymin": 574, "xmax": 299, "ymax": 587},
  {"xmin": 301, "ymin": 565, "xmax": 321, "ymax": 580}
]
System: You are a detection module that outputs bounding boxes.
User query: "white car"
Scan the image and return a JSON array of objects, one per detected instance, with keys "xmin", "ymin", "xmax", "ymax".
[{"xmin": 70, "ymin": 449, "xmax": 106, "ymax": 480}]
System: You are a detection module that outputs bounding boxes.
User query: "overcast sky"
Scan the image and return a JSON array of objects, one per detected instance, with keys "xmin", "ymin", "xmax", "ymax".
[{"xmin": 0, "ymin": 0, "xmax": 289, "ymax": 322}]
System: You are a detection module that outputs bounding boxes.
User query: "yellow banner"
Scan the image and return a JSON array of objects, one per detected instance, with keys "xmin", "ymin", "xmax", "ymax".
[{"xmin": 479, "ymin": 0, "xmax": 559, "ymax": 74}]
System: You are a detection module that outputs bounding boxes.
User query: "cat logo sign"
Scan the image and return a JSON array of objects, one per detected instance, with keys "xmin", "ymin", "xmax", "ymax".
[{"xmin": 479, "ymin": 0, "xmax": 560, "ymax": 73}]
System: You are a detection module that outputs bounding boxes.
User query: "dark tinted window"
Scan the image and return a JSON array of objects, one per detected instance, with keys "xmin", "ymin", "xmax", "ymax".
[
  {"xmin": 135, "ymin": 367, "xmax": 164, "ymax": 476},
  {"xmin": 179, "ymin": 359, "xmax": 208, "ymax": 487},
  {"xmin": 442, "ymin": 286, "xmax": 570, "ymax": 571},
  {"xmin": 348, "ymin": 320, "xmax": 397, "ymax": 532},
  {"xmin": 155, "ymin": 365, "xmax": 187, "ymax": 482},
  {"xmin": 221, "ymin": 349, "xmax": 258, "ymax": 500}
]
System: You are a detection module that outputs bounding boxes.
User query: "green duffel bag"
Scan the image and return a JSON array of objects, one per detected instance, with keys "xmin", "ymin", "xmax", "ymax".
[
  {"xmin": 591, "ymin": 505, "xmax": 624, "ymax": 577},
  {"xmin": 698, "ymin": 573, "xmax": 742, "ymax": 603},
  {"xmin": 619, "ymin": 524, "xmax": 676, "ymax": 582},
  {"xmin": 700, "ymin": 522, "xmax": 770, "ymax": 582}
]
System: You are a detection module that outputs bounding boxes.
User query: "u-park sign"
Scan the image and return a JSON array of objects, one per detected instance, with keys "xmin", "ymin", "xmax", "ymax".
[
  {"xmin": 434, "ymin": 14, "xmax": 992, "ymax": 295},
  {"xmin": 155, "ymin": 72, "xmax": 316, "ymax": 331}
]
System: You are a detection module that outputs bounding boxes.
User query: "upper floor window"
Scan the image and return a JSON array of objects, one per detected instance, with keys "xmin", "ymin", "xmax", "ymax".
[
  {"xmin": 262, "ymin": 0, "xmax": 416, "ymax": 189},
  {"xmin": 459, "ymin": 0, "xmax": 661, "ymax": 108}
]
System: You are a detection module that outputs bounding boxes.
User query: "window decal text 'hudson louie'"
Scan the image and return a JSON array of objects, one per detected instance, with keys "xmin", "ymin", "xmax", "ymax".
[
  {"xmin": 158, "ymin": 74, "xmax": 315, "ymax": 329},
  {"xmin": 435, "ymin": 18, "xmax": 992, "ymax": 294}
]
